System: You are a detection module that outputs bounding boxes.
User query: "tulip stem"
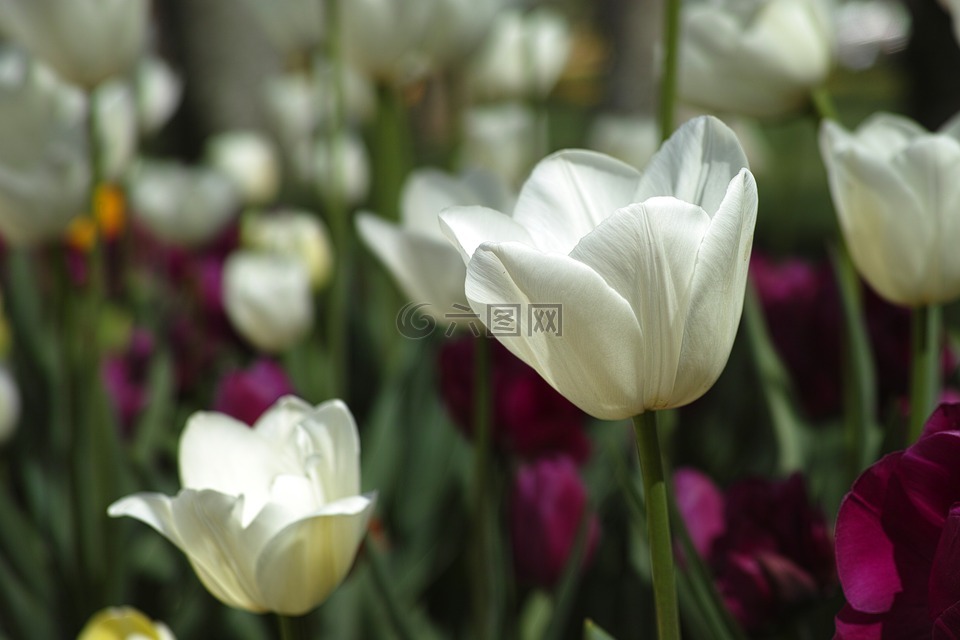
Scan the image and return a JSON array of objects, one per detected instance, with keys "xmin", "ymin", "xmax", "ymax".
[
  {"xmin": 658, "ymin": 0, "xmax": 682, "ymax": 141},
  {"xmin": 908, "ymin": 304, "xmax": 941, "ymax": 442},
  {"xmin": 322, "ymin": 0, "xmax": 350, "ymax": 401},
  {"xmin": 276, "ymin": 614, "xmax": 310, "ymax": 640},
  {"xmin": 632, "ymin": 412, "xmax": 681, "ymax": 640}
]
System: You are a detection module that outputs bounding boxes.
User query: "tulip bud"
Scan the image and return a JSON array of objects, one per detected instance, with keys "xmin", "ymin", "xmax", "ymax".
[
  {"xmin": 0, "ymin": 365, "xmax": 20, "ymax": 445},
  {"xmin": 136, "ymin": 57, "xmax": 183, "ymax": 136},
  {"xmin": 128, "ymin": 161, "xmax": 240, "ymax": 248},
  {"xmin": 213, "ymin": 359, "xmax": 296, "ymax": 426},
  {"xmin": 509, "ymin": 456, "xmax": 600, "ymax": 587},
  {"xmin": 78, "ymin": 606, "xmax": 175, "ymax": 640},
  {"xmin": 206, "ymin": 131, "xmax": 281, "ymax": 207},
  {"xmin": 222, "ymin": 250, "xmax": 314, "ymax": 353},
  {"xmin": 243, "ymin": 210, "xmax": 334, "ymax": 290}
]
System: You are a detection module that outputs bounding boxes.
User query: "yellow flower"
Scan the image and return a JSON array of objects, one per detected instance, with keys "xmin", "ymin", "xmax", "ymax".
[{"xmin": 77, "ymin": 607, "xmax": 175, "ymax": 640}]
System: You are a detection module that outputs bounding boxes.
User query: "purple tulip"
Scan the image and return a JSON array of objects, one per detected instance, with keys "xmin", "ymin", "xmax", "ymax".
[
  {"xmin": 101, "ymin": 329, "xmax": 155, "ymax": 433},
  {"xmin": 675, "ymin": 467, "xmax": 835, "ymax": 632},
  {"xmin": 834, "ymin": 403, "xmax": 960, "ymax": 637},
  {"xmin": 438, "ymin": 336, "xmax": 590, "ymax": 463},
  {"xmin": 509, "ymin": 456, "xmax": 600, "ymax": 587},
  {"xmin": 213, "ymin": 359, "xmax": 296, "ymax": 426}
]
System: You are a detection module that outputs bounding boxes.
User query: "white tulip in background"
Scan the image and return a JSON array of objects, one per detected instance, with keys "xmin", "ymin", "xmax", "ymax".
[
  {"xmin": 441, "ymin": 116, "xmax": 758, "ymax": 420},
  {"xmin": 222, "ymin": 251, "xmax": 314, "ymax": 353},
  {"xmin": 136, "ymin": 57, "xmax": 183, "ymax": 136},
  {"xmin": 0, "ymin": 0, "xmax": 150, "ymax": 90},
  {"xmin": 127, "ymin": 161, "xmax": 240, "ymax": 247},
  {"xmin": 243, "ymin": 210, "xmax": 335, "ymax": 290},
  {"xmin": 587, "ymin": 114, "xmax": 659, "ymax": 171},
  {"xmin": 205, "ymin": 131, "xmax": 281, "ymax": 207},
  {"xmin": 0, "ymin": 365, "xmax": 21, "ymax": 445},
  {"xmin": 0, "ymin": 52, "xmax": 90, "ymax": 246},
  {"xmin": 832, "ymin": 0, "xmax": 909, "ymax": 70},
  {"xmin": 340, "ymin": 0, "xmax": 434, "ymax": 82},
  {"xmin": 241, "ymin": 0, "xmax": 323, "ymax": 58},
  {"xmin": 357, "ymin": 168, "xmax": 515, "ymax": 321},
  {"xmin": 311, "ymin": 131, "xmax": 371, "ymax": 207},
  {"xmin": 109, "ymin": 396, "xmax": 376, "ymax": 616},
  {"xmin": 461, "ymin": 102, "xmax": 539, "ymax": 187},
  {"xmin": 421, "ymin": 0, "xmax": 506, "ymax": 69},
  {"xmin": 942, "ymin": 0, "xmax": 960, "ymax": 47},
  {"xmin": 678, "ymin": 0, "xmax": 833, "ymax": 118},
  {"xmin": 95, "ymin": 81, "xmax": 137, "ymax": 181},
  {"xmin": 820, "ymin": 113, "xmax": 960, "ymax": 307},
  {"xmin": 467, "ymin": 8, "xmax": 572, "ymax": 100}
]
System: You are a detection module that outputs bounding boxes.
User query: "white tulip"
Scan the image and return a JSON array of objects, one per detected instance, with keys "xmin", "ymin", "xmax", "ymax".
[
  {"xmin": 311, "ymin": 131, "xmax": 370, "ymax": 207},
  {"xmin": 820, "ymin": 113, "xmax": 960, "ymax": 306},
  {"xmin": 95, "ymin": 81, "xmax": 137, "ymax": 181},
  {"xmin": 78, "ymin": 607, "xmax": 176, "ymax": 640},
  {"xmin": 461, "ymin": 102, "xmax": 539, "ymax": 188},
  {"xmin": 357, "ymin": 168, "xmax": 514, "ymax": 321},
  {"xmin": 241, "ymin": 0, "xmax": 324, "ymax": 57},
  {"xmin": 678, "ymin": 0, "xmax": 833, "ymax": 118},
  {"xmin": 467, "ymin": 8, "xmax": 572, "ymax": 100},
  {"xmin": 127, "ymin": 161, "xmax": 240, "ymax": 247},
  {"xmin": 421, "ymin": 0, "xmax": 506, "ymax": 69},
  {"xmin": 136, "ymin": 57, "xmax": 183, "ymax": 136},
  {"xmin": 440, "ymin": 116, "xmax": 758, "ymax": 420},
  {"xmin": 109, "ymin": 396, "xmax": 376, "ymax": 616},
  {"xmin": 587, "ymin": 113, "xmax": 659, "ymax": 171},
  {"xmin": 0, "ymin": 53, "xmax": 90, "ymax": 246},
  {"xmin": 223, "ymin": 251, "xmax": 314, "ymax": 353},
  {"xmin": 340, "ymin": 0, "xmax": 434, "ymax": 82},
  {"xmin": 206, "ymin": 131, "xmax": 281, "ymax": 207},
  {"xmin": 0, "ymin": 0, "xmax": 150, "ymax": 90},
  {"xmin": 244, "ymin": 210, "xmax": 334, "ymax": 290}
]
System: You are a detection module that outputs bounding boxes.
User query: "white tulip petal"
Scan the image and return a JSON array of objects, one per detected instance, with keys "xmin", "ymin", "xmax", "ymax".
[
  {"xmin": 357, "ymin": 212, "xmax": 468, "ymax": 315},
  {"xmin": 570, "ymin": 199, "xmax": 711, "ymax": 408},
  {"xmin": 673, "ymin": 170, "xmax": 758, "ymax": 404},
  {"xmin": 401, "ymin": 169, "xmax": 493, "ymax": 239},
  {"xmin": 852, "ymin": 112, "xmax": 927, "ymax": 158},
  {"xmin": 510, "ymin": 150, "xmax": 641, "ymax": 253},
  {"xmin": 179, "ymin": 412, "xmax": 299, "ymax": 525},
  {"xmin": 465, "ymin": 243, "xmax": 644, "ymax": 419},
  {"xmin": 635, "ymin": 116, "xmax": 749, "ymax": 215},
  {"xmin": 893, "ymin": 138, "xmax": 960, "ymax": 303},
  {"xmin": 297, "ymin": 400, "xmax": 362, "ymax": 502},
  {"xmin": 439, "ymin": 205, "xmax": 534, "ymax": 264},
  {"xmin": 108, "ymin": 490, "xmax": 264, "ymax": 612},
  {"xmin": 254, "ymin": 493, "xmax": 376, "ymax": 615}
]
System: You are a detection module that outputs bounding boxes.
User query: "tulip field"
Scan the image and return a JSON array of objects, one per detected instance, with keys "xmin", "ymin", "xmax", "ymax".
[{"xmin": 0, "ymin": 0, "xmax": 959, "ymax": 638}]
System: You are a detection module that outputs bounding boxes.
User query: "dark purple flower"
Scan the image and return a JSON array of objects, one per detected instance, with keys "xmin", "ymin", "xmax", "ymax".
[
  {"xmin": 438, "ymin": 336, "xmax": 590, "ymax": 463},
  {"xmin": 101, "ymin": 329, "xmax": 155, "ymax": 433},
  {"xmin": 834, "ymin": 403, "xmax": 960, "ymax": 638},
  {"xmin": 676, "ymin": 467, "xmax": 835, "ymax": 632},
  {"xmin": 213, "ymin": 359, "xmax": 296, "ymax": 426},
  {"xmin": 509, "ymin": 456, "xmax": 600, "ymax": 587}
]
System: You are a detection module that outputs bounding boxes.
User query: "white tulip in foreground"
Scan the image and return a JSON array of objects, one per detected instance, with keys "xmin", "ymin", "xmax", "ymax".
[
  {"xmin": 820, "ymin": 113, "xmax": 960, "ymax": 307},
  {"xmin": 357, "ymin": 168, "xmax": 514, "ymax": 321},
  {"xmin": 440, "ymin": 116, "xmax": 758, "ymax": 420},
  {"xmin": 678, "ymin": 0, "xmax": 832, "ymax": 118},
  {"xmin": 109, "ymin": 396, "xmax": 376, "ymax": 616},
  {"xmin": 223, "ymin": 251, "xmax": 314, "ymax": 353}
]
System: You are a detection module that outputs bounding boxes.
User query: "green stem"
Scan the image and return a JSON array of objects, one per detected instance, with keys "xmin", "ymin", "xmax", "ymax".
[
  {"xmin": 632, "ymin": 413, "xmax": 680, "ymax": 640},
  {"xmin": 908, "ymin": 304, "xmax": 941, "ymax": 442},
  {"xmin": 471, "ymin": 338, "xmax": 495, "ymax": 640},
  {"xmin": 832, "ymin": 247, "xmax": 878, "ymax": 480},
  {"xmin": 322, "ymin": 0, "xmax": 349, "ymax": 401},
  {"xmin": 276, "ymin": 614, "xmax": 310, "ymax": 640},
  {"xmin": 810, "ymin": 86, "xmax": 839, "ymax": 123},
  {"xmin": 658, "ymin": 0, "xmax": 682, "ymax": 141},
  {"xmin": 372, "ymin": 83, "xmax": 412, "ymax": 221}
]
